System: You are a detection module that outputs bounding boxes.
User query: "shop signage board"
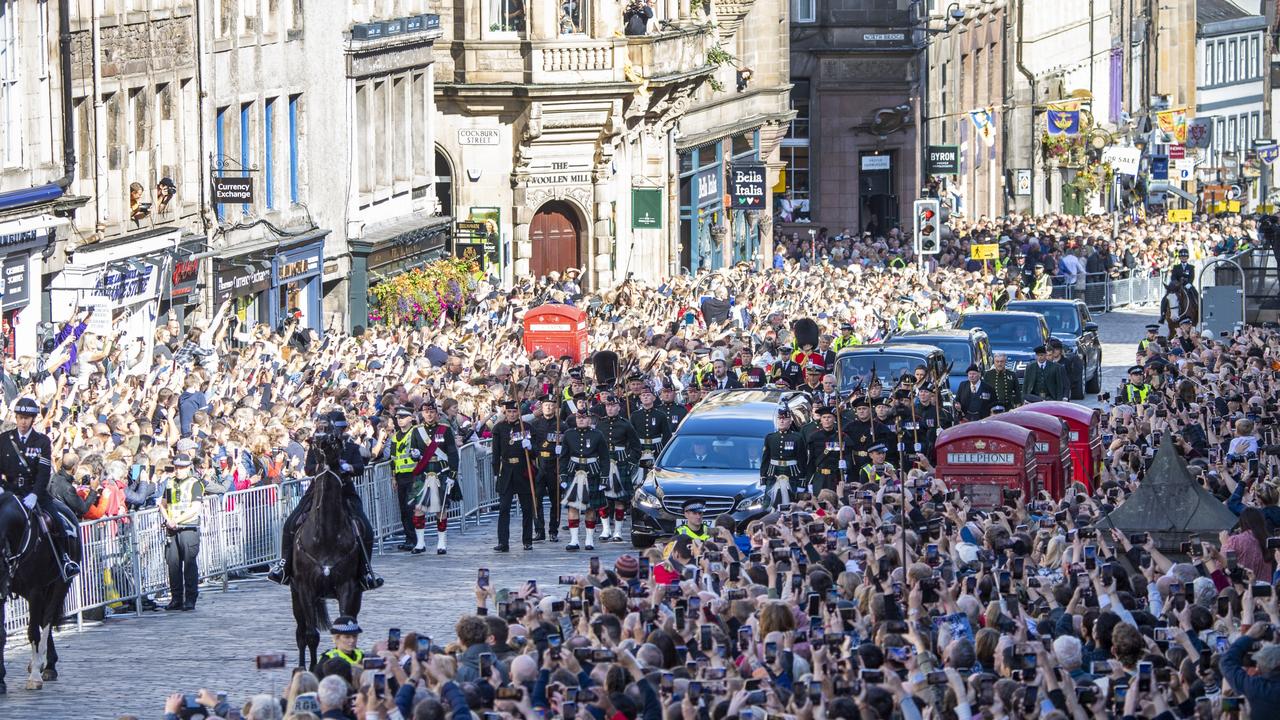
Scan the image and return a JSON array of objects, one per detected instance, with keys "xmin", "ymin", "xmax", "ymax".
[
  {"xmin": 212, "ymin": 177, "xmax": 255, "ymax": 204},
  {"xmin": 694, "ymin": 166, "xmax": 721, "ymax": 205},
  {"xmin": 729, "ymin": 164, "xmax": 767, "ymax": 209},
  {"xmin": 631, "ymin": 188, "xmax": 663, "ymax": 229},
  {"xmin": 926, "ymin": 145, "xmax": 959, "ymax": 175},
  {"xmin": 1, "ymin": 255, "xmax": 28, "ymax": 310}
]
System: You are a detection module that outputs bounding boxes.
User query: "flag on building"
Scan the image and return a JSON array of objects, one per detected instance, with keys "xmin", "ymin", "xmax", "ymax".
[
  {"xmin": 1156, "ymin": 108, "xmax": 1187, "ymax": 144},
  {"xmin": 969, "ymin": 108, "xmax": 996, "ymax": 147},
  {"xmin": 1046, "ymin": 110, "xmax": 1081, "ymax": 135}
]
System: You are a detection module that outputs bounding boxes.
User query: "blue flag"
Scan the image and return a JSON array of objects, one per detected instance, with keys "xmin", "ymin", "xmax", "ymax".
[{"xmin": 1047, "ymin": 110, "xmax": 1080, "ymax": 135}]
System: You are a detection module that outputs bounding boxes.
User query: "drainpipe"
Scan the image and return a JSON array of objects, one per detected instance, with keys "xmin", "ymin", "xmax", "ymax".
[
  {"xmin": 1015, "ymin": 0, "xmax": 1036, "ymax": 212},
  {"xmin": 1000, "ymin": 5, "xmax": 1010, "ymax": 215},
  {"xmin": 55, "ymin": 0, "xmax": 75, "ymax": 189}
]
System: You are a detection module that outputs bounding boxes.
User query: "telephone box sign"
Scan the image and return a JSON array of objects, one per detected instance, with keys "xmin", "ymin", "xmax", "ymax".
[{"xmin": 946, "ymin": 452, "xmax": 1016, "ymax": 465}]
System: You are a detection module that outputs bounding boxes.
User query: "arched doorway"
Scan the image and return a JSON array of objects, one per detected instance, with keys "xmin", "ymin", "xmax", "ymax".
[
  {"xmin": 434, "ymin": 148, "xmax": 454, "ymax": 217},
  {"xmin": 529, "ymin": 201, "xmax": 581, "ymax": 278}
]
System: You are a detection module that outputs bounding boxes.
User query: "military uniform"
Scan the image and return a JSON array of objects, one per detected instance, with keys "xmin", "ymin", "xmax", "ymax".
[
  {"xmin": 658, "ymin": 397, "xmax": 688, "ymax": 431},
  {"xmin": 596, "ymin": 407, "xmax": 640, "ymax": 541},
  {"xmin": 409, "ymin": 418, "xmax": 460, "ymax": 554},
  {"xmin": 983, "ymin": 366, "xmax": 1021, "ymax": 410},
  {"xmin": 491, "ymin": 404, "xmax": 537, "ymax": 551},
  {"xmin": 630, "ymin": 403, "xmax": 671, "ymax": 470},
  {"xmin": 529, "ymin": 405, "xmax": 564, "ymax": 541},
  {"xmin": 806, "ymin": 408, "xmax": 851, "ymax": 496},
  {"xmin": 560, "ymin": 411, "xmax": 610, "ymax": 550},
  {"xmin": 915, "ymin": 390, "xmax": 954, "ymax": 462},
  {"xmin": 759, "ymin": 408, "xmax": 809, "ymax": 508}
]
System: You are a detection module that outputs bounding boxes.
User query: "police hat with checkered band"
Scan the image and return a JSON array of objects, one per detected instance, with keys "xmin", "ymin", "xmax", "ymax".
[{"xmin": 13, "ymin": 397, "xmax": 39, "ymax": 417}]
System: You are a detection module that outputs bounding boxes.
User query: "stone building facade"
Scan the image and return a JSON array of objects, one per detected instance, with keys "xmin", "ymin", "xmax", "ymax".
[{"xmin": 433, "ymin": 0, "xmax": 791, "ymax": 287}]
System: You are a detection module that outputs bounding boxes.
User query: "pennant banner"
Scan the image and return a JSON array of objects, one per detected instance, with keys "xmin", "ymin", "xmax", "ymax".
[
  {"xmin": 1185, "ymin": 118, "xmax": 1213, "ymax": 149},
  {"xmin": 1047, "ymin": 110, "xmax": 1081, "ymax": 136},
  {"xmin": 969, "ymin": 108, "xmax": 997, "ymax": 148},
  {"xmin": 1156, "ymin": 108, "xmax": 1187, "ymax": 144},
  {"xmin": 1260, "ymin": 144, "xmax": 1280, "ymax": 165}
]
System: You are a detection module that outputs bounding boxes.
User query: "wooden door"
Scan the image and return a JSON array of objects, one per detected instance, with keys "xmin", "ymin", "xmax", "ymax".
[{"xmin": 530, "ymin": 202, "xmax": 580, "ymax": 278}]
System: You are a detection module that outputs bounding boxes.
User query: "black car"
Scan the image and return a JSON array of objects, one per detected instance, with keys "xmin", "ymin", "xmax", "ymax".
[
  {"xmin": 1005, "ymin": 299, "xmax": 1102, "ymax": 399},
  {"xmin": 882, "ymin": 329, "xmax": 993, "ymax": 395},
  {"xmin": 629, "ymin": 389, "xmax": 809, "ymax": 548},
  {"xmin": 833, "ymin": 343, "xmax": 950, "ymax": 396},
  {"xmin": 953, "ymin": 311, "xmax": 1051, "ymax": 379}
]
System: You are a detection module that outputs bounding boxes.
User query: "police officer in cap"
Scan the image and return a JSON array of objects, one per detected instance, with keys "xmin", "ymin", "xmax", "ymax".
[
  {"xmin": 159, "ymin": 452, "xmax": 203, "ymax": 609},
  {"xmin": 1138, "ymin": 323, "xmax": 1163, "ymax": 354},
  {"xmin": 675, "ymin": 499, "xmax": 710, "ymax": 542},
  {"xmin": 1121, "ymin": 366, "xmax": 1151, "ymax": 405},
  {"xmin": 1170, "ymin": 248, "xmax": 1196, "ymax": 289},
  {"xmin": 0, "ymin": 397, "xmax": 79, "ymax": 578},
  {"xmin": 859, "ymin": 443, "xmax": 897, "ymax": 486},
  {"xmin": 759, "ymin": 404, "xmax": 808, "ymax": 508},
  {"xmin": 318, "ymin": 615, "xmax": 365, "ymax": 670}
]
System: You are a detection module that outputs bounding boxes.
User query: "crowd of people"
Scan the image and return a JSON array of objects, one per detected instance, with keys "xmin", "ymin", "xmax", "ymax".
[{"xmin": 1, "ymin": 210, "xmax": 1277, "ymax": 718}]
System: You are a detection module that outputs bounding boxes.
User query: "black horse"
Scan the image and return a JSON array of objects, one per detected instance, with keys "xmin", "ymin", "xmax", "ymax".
[
  {"xmin": 290, "ymin": 442, "xmax": 365, "ymax": 670},
  {"xmin": 0, "ymin": 491, "xmax": 82, "ymax": 693}
]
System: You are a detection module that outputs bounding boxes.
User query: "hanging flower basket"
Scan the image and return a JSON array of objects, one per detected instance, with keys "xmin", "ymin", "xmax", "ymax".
[{"xmin": 368, "ymin": 255, "xmax": 481, "ymax": 327}]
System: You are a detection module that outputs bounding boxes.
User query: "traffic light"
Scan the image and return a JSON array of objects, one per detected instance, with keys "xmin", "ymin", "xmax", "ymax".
[{"xmin": 913, "ymin": 198, "xmax": 940, "ymax": 255}]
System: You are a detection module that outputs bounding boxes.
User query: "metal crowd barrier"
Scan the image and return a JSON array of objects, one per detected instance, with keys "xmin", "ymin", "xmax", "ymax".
[
  {"xmin": 4, "ymin": 441, "xmax": 497, "ymax": 641},
  {"xmin": 1049, "ymin": 271, "xmax": 1167, "ymax": 313}
]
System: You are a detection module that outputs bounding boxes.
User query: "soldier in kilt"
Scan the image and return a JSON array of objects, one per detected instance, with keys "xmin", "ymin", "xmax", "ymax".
[
  {"xmin": 596, "ymin": 393, "xmax": 640, "ymax": 543},
  {"xmin": 560, "ymin": 407, "xmax": 610, "ymax": 551},
  {"xmin": 409, "ymin": 402, "xmax": 460, "ymax": 555}
]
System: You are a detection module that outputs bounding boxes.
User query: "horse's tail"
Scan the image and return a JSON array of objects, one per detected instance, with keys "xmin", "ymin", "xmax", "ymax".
[{"xmin": 313, "ymin": 593, "xmax": 331, "ymax": 635}]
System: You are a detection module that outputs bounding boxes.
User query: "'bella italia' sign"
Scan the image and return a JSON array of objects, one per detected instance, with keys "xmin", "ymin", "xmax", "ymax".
[{"xmin": 730, "ymin": 164, "xmax": 767, "ymax": 209}]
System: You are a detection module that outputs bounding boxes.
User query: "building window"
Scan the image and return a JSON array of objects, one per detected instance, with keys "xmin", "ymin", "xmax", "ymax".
[
  {"xmin": 36, "ymin": 0, "xmax": 48, "ymax": 80},
  {"xmin": 558, "ymin": 0, "xmax": 585, "ymax": 34},
  {"xmin": 1229, "ymin": 39, "xmax": 1238, "ymax": 82},
  {"xmin": 0, "ymin": 0, "xmax": 19, "ymax": 168},
  {"xmin": 791, "ymin": 0, "xmax": 815, "ymax": 23},
  {"xmin": 393, "ymin": 76, "xmax": 408, "ymax": 181},
  {"xmin": 1216, "ymin": 41, "xmax": 1224, "ymax": 84},
  {"xmin": 1252, "ymin": 112, "xmax": 1260, "ymax": 145},
  {"xmin": 1228, "ymin": 116, "xmax": 1237, "ymax": 152},
  {"xmin": 240, "ymin": 102, "xmax": 252, "ymax": 214},
  {"xmin": 1204, "ymin": 43, "xmax": 1214, "ymax": 86},
  {"xmin": 490, "ymin": 0, "xmax": 526, "ymax": 33},
  {"xmin": 779, "ymin": 80, "xmax": 810, "ymax": 224},
  {"xmin": 288, "ymin": 94, "xmax": 300, "ymax": 204},
  {"xmin": 216, "ymin": 105, "xmax": 228, "ymax": 220},
  {"xmin": 264, "ymin": 97, "xmax": 275, "ymax": 209}
]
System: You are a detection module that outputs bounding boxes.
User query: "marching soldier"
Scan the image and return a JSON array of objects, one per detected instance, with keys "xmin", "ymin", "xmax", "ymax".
[
  {"xmin": 631, "ymin": 384, "xmax": 670, "ymax": 470},
  {"xmin": 915, "ymin": 381, "xmax": 953, "ymax": 463},
  {"xmin": 983, "ymin": 353, "xmax": 1021, "ymax": 410},
  {"xmin": 872, "ymin": 399, "xmax": 901, "ymax": 469},
  {"xmin": 658, "ymin": 381, "xmax": 688, "ymax": 430},
  {"xmin": 844, "ymin": 401, "xmax": 877, "ymax": 473},
  {"xmin": 159, "ymin": 453, "xmax": 203, "ymax": 610},
  {"xmin": 490, "ymin": 401, "xmax": 536, "ymax": 552},
  {"xmin": 1120, "ymin": 365, "xmax": 1152, "ymax": 405},
  {"xmin": 759, "ymin": 405, "xmax": 808, "ymax": 509},
  {"xmin": 409, "ymin": 401, "xmax": 460, "ymax": 555},
  {"xmin": 560, "ymin": 407, "xmax": 610, "ymax": 551},
  {"xmin": 596, "ymin": 394, "xmax": 640, "ymax": 543},
  {"xmin": 560, "ymin": 368, "xmax": 589, "ymax": 418},
  {"xmin": 796, "ymin": 361, "xmax": 825, "ymax": 394},
  {"xmin": 806, "ymin": 406, "xmax": 850, "ymax": 496},
  {"xmin": 0, "ymin": 397, "xmax": 80, "ymax": 579},
  {"xmin": 955, "ymin": 364, "xmax": 997, "ymax": 421},
  {"xmin": 529, "ymin": 394, "xmax": 563, "ymax": 542}
]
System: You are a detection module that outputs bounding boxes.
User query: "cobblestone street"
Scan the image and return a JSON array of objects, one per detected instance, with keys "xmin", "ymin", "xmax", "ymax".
[{"xmin": 1, "ymin": 513, "xmax": 627, "ymax": 719}]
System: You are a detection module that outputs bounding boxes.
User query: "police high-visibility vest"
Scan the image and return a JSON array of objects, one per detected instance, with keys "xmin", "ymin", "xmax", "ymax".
[
  {"xmin": 1033, "ymin": 276, "xmax": 1052, "ymax": 298},
  {"xmin": 897, "ymin": 313, "xmax": 916, "ymax": 332},
  {"xmin": 859, "ymin": 465, "xmax": 881, "ymax": 485},
  {"xmin": 1138, "ymin": 338, "xmax": 1156, "ymax": 353},
  {"xmin": 393, "ymin": 430, "xmax": 418, "ymax": 474},
  {"xmin": 676, "ymin": 523, "xmax": 710, "ymax": 542},
  {"xmin": 1124, "ymin": 383, "xmax": 1151, "ymax": 404},
  {"xmin": 164, "ymin": 477, "xmax": 201, "ymax": 527},
  {"xmin": 320, "ymin": 647, "xmax": 365, "ymax": 667},
  {"xmin": 890, "ymin": 257, "xmax": 907, "ymax": 269},
  {"xmin": 833, "ymin": 334, "xmax": 862, "ymax": 352}
]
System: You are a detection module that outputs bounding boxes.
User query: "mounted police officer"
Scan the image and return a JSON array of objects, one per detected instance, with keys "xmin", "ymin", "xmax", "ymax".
[
  {"xmin": 0, "ymin": 397, "xmax": 79, "ymax": 579},
  {"xmin": 1170, "ymin": 249, "xmax": 1196, "ymax": 292},
  {"xmin": 409, "ymin": 401, "xmax": 459, "ymax": 555},
  {"xmin": 806, "ymin": 405, "xmax": 850, "ymax": 496},
  {"xmin": 596, "ymin": 393, "xmax": 640, "ymax": 543},
  {"xmin": 270, "ymin": 411, "xmax": 382, "ymax": 590},
  {"xmin": 560, "ymin": 406, "xmax": 609, "ymax": 551},
  {"xmin": 759, "ymin": 404, "xmax": 808, "ymax": 509},
  {"xmin": 491, "ymin": 400, "xmax": 536, "ymax": 553},
  {"xmin": 529, "ymin": 394, "xmax": 564, "ymax": 542},
  {"xmin": 1120, "ymin": 365, "xmax": 1152, "ymax": 405}
]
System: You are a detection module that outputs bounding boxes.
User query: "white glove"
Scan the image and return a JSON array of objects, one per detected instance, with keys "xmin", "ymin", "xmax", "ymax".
[
  {"xmin": 339, "ymin": 461, "xmax": 353, "ymax": 473},
  {"xmin": 521, "ymin": 439, "xmax": 532, "ymax": 450},
  {"xmin": 838, "ymin": 460, "xmax": 847, "ymax": 470},
  {"xmin": 22, "ymin": 493, "xmax": 36, "ymax": 510},
  {"xmin": 410, "ymin": 449, "xmax": 422, "ymax": 460},
  {"xmin": 554, "ymin": 445, "xmax": 562, "ymax": 456}
]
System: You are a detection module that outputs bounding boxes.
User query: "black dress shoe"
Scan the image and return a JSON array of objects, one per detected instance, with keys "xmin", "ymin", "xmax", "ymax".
[
  {"xmin": 397, "ymin": 543, "xmax": 415, "ymax": 552},
  {"xmin": 549, "ymin": 533, "xmax": 559, "ymax": 542},
  {"xmin": 493, "ymin": 545, "xmax": 510, "ymax": 553},
  {"xmin": 565, "ymin": 543, "xmax": 580, "ymax": 552},
  {"xmin": 523, "ymin": 544, "xmax": 534, "ymax": 551},
  {"xmin": 532, "ymin": 531, "xmax": 546, "ymax": 542},
  {"xmin": 410, "ymin": 546, "xmax": 426, "ymax": 555},
  {"xmin": 164, "ymin": 600, "xmax": 184, "ymax": 611},
  {"xmin": 437, "ymin": 548, "xmax": 447, "ymax": 555}
]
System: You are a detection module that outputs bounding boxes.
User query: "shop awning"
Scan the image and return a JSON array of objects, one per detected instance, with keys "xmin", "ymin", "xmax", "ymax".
[{"xmin": 0, "ymin": 183, "xmax": 63, "ymax": 214}]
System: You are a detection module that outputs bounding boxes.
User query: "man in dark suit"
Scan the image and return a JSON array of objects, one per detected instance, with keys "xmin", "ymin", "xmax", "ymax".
[
  {"xmin": 955, "ymin": 364, "xmax": 997, "ymax": 421},
  {"xmin": 1022, "ymin": 345, "xmax": 1068, "ymax": 402},
  {"xmin": 709, "ymin": 352, "xmax": 741, "ymax": 390}
]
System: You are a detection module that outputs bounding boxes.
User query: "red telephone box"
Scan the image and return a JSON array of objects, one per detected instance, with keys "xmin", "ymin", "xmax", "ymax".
[
  {"xmin": 935, "ymin": 421, "xmax": 1038, "ymax": 509},
  {"xmin": 523, "ymin": 304, "xmax": 589, "ymax": 362},
  {"xmin": 998, "ymin": 410, "xmax": 1073, "ymax": 500},
  {"xmin": 1020, "ymin": 401, "xmax": 1102, "ymax": 491}
]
